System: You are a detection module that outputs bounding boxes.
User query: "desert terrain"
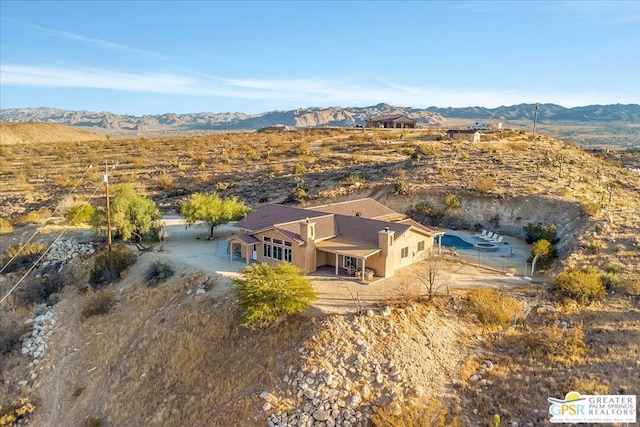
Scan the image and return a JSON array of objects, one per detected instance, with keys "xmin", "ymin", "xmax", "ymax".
[{"xmin": 1, "ymin": 123, "xmax": 639, "ymax": 426}]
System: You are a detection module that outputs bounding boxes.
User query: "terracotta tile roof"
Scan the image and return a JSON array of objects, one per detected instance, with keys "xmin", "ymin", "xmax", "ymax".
[
  {"xmin": 276, "ymin": 215, "xmax": 338, "ymax": 244},
  {"xmin": 308, "ymin": 198, "xmax": 398, "ymax": 220},
  {"xmin": 235, "ymin": 204, "xmax": 326, "ymax": 232}
]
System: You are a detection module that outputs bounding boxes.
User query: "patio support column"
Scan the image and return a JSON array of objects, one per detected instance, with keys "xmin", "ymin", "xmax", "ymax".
[
  {"xmin": 438, "ymin": 235, "xmax": 442, "ymax": 254},
  {"xmin": 230, "ymin": 242, "xmax": 233, "ymax": 261},
  {"xmin": 335, "ymin": 253, "xmax": 338, "ymax": 276},
  {"xmin": 361, "ymin": 258, "xmax": 366, "ymax": 283},
  {"xmin": 246, "ymin": 244, "xmax": 249, "ymax": 265}
]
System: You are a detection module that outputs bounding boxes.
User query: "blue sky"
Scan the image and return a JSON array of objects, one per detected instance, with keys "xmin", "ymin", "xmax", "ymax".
[{"xmin": 1, "ymin": 1, "xmax": 639, "ymax": 115}]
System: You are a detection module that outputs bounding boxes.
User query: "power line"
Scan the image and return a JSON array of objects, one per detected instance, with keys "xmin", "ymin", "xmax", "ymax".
[
  {"xmin": 0, "ymin": 164, "xmax": 94, "ymax": 274},
  {"xmin": 0, "ymin": 177, "xmax": 104, "ymax": 305}
]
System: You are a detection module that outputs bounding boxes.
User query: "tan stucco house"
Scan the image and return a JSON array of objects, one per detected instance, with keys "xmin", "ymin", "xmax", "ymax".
[
  {"xmin": 228, "ymin": 198, "xmax": 443, "ymax": 281},
  {"xmin": 446, "ymin": 129, "xmax": 481, "ymax": 142}
]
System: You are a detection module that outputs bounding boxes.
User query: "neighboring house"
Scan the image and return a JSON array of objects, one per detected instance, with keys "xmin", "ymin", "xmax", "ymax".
[
  {"xmin": 446, "ymin": 129, "xmax": 481, "ymax": 142},
  {"xmin": 365, "ymin": 114, "xmax": 417, "ymax": 129},
  {"xmin": 228, "ymin": 198, "xmax": 444, "ymax": 281}
]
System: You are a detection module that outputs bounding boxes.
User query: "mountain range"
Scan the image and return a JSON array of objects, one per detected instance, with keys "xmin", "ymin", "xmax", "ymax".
[{"xmin": 1, "ymin": 103, "xmax": 639, "ymax": 134}]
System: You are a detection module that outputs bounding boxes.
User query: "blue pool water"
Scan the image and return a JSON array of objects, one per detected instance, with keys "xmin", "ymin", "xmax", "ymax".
[{"xmin": 441, "ymin": 234, "xmax": 474, "ymax": 249}]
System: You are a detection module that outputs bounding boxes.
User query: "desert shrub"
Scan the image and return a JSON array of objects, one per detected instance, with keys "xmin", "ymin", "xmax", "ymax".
[
  {"xmin": 0, "ymin": 320, "xmax": 28, "ymax": 355},
  {"xmin": 65, "ymin": 203, "xmax": 96, "ymax": 226},
  {"xmin": 0, "ymin": 397, "xmax": 36, "ymax": 426},
  {"xmin": 520, "ymin": 324, "xmax": 587, "ymax": 364},
  {"xmin": 296, "ymin": 141, "xmax": 311, "ymax": 155},
  {"xmin": 292, "ymin": 163, "xmax": 306, "ymax": 175},
  {"xmin": 81, "ymin": 290, "xmax": 115, "ymax": 319},
  {"xmin": 394, "ymin": 180, "xmax": 408, "ymax": 195},
  {"xmin": 215, "ymin": 181, "xmax": 237, "ymax": 191},
  {"xmin": 602, "ymin": 263, "xmax": 624, "ymax": 275},
  {"xmin": 473, "ymin": 177, "xmax": 496, "ymax": 193},
  {"xmin": 523, "ymin": 223, "xmax": 560, "ymax": 244},
  {"xmin": 342, "ymin": 174, "xmax": 366, "ymax": 185},
  {"xmin": 616, "ymin": 277, "xmax": 640, "ymax": 296},
  {"xmin": 89, "ymin": 248, "xmax": 136, "ymax": 287},
  {"xmin": 84, "ymin": 417, "xmax": 103, "ymax": 427},
  {"xmin": 17, "ymin": 270, "xmax": 65, "ymax": 306},
  {"xmin": 2, "ymin": 242, "xmax": 46, "ymax": 273},
  {"xmin": 566, "ymin": 376, "xmax": 610, "ymax": 395},
  {"xmin": 466, "ymin": 288, "xmax": 523, "ymax": 327},
  {"xmin": 234, "ymin": 263, "xmax": 317, "ymax": 329},
  {"xmin": 13, "ymin": 208, "xmax": 52, "ymax": 225},
  {"xmin": 0, "ymin": 218, "xmax": 13, "ymax": 234},
  {"xmin": 527, "ymin": 239, "xmax": 558, "ymax": 271},
  {"xmin": 145, "ymin": 261, "xmax": 174, "ymax": 286},
  {"xmin": 269, "ymin": 163, "xmax": 285, "ymax": 174},
  {"xmin": 553, "ymin": 268, "xmax": 605, "ymax": 305},
  {"xmin": 371, "ymin": 398, "xmax": 459, "ymax": 427},
  {"xmin": 599, "ymin": 272, "xmax": 620, "ymax": 291},
  {"xmin": 581, "ymin": 201, "xmax": 601, "ymax": 217},
  {"xmin": 443, "ymin": 194, "xmax": 461, "ymax": 211}
]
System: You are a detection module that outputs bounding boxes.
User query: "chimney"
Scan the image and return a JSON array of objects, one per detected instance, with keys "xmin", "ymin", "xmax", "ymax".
[
  {"xmin": 300, "ymin": 219, "xmax": 316, "ymax": 243},
  {"xmin": 378, "ymin": 227, "xmax": 394, "ymax": 253}
]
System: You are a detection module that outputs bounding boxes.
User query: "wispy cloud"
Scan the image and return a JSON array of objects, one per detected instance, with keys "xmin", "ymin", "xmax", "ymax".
[
  {"xmin": 19, "ymin": 21, "xmax": 170, "ymax": 60},
  {"xmin": 1, "ymin": 64, "xmax": 636, "ymax": 109},
  {"xmin": 541, "ymin": 1, "xmax": 640, "ymax": 25}
]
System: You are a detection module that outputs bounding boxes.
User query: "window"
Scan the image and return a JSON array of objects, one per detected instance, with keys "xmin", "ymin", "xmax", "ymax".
[
  {"xmin": 417, "ymin": 241, "xmax": 425, "ymax": 252},
  {"xmin": 401, "ymin": 247, "xmax": 409, "ymax": 258},
  {"xmin": 263, "ymin": 236, "xmax": 292, "ymax": 262},
  {"xmin": 343, "ymin": 256, "xmax": 357, "ymax": 269}
]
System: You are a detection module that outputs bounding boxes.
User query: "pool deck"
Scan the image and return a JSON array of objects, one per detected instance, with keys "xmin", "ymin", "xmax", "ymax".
[{"xmin": 435, "ymin": 228, "xmax": 531, "ymax": 274}]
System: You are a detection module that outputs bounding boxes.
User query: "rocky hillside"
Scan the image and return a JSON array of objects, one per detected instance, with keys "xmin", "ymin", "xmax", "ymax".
[{"xmin": 2, "ymin": 103, "xmax": 638, "ymax": 136}]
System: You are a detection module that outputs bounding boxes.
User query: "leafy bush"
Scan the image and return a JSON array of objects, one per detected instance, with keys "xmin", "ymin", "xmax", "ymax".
[
  {"xmin": 523, "ymin": 223, "xmax": 560, "ymax": 244},
  {"xmin": 527, "ymin": 239, "xmax": 558, "ymax": 271},
  {"xmin": 13, "ymin": 208, "xmax": 52, "ymax": 225},
  {"xmin": 65, "ymin": 204, "xmax": 96, "ymax": 226},
  {"xmin": 0, "ymin": 397, "xmax": 36, "ymax": 426},
  {"xmin": 342, "ymin": 174, "xmax": 366, "ymax": 185},
  {"xmin": 443, "ymin": 194, "xmax": 461, "ymax": 211},
  {"xmin": 599, "ymin": 272, "xmax": 619, "ymax": 291},
  {"xmin": 616, "ymin": 277, "xmax": 640, "ymax": 296},
  {"xmin": 0, "ymin": 218, "xmax": 13, "ymax": 235},
  {"xmin": 553, "ymin": 268, "xmax": 605, "ymax": 305},
  {"xmin": 602, "ymin": 263, "xmax": 624, "ymax": 275},
  {"xmin": 89, "ymin": 248, "xmax": 136, "ymax": 287},
  {"xmin": 407, "ymin": 202, "xmax": 444, "ymax": 226},
  {"xmin": 466, "ymin": 288, "xmax": 523, "ymax": 327},
  {"xmin": 581, "ymin": 202, "xmax": 601, "ymax": 217},
  {"xmin": 81, "ymin": 290, "xmax": 115, "ymax": 319},
  {"xmin": 234, "ymin": 263, "xmax": 317, "ymax": 329},
  {"xmin": 215, "ymin": 181, "xmax": 237, "ymax": 191},
  {"xmin": 292, "ymin": 163, "xmax": 307, "ymax": 175},
  {"xmin": 145, "ymin": 261, "xmax": 174, "ymax": 286}
]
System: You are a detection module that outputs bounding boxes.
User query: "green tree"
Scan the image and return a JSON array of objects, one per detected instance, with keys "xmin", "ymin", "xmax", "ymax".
[
  {"xmin": 180, "ymin": 192, "xmax": 250, "ymax": 239},
  {"xmin": 234, "ymin": 263, "xmax": 317, "ymax": 329},
  {"xmin": 530, "ymin": 239, "xmax": 552, "ymax": 276},
  {"xmin": 109, "ymin": 184, "xmax": 161, "ymax": 242}
]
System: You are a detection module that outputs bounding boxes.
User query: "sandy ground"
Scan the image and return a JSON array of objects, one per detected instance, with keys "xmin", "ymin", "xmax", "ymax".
[{"xmin": 157, "ymin": 216, "xmax": 533, "ymax": 314}]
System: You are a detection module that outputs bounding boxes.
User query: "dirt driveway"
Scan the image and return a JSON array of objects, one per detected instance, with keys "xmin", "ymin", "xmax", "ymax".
[{"xmin": 156, "ymin": 216, "xmax": 533, "ymax": 314}]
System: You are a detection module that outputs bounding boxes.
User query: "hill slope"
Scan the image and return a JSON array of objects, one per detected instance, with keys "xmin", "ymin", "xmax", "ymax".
[{"xmin": 0, "ymin": 121, "xmax": 107, "ymax": 144}]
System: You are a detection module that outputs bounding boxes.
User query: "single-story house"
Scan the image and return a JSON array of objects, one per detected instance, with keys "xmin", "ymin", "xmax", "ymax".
[
  {"xmin": 366, "ymin": 114, "xmax": 417, "ymax": 129},
  {"xmin": 446, "ymin": 129, "xmax": 481, "ymax": 142},
  {"xmin": 228, "ymin": 198, "xmax": 443, "ymax": 281}
]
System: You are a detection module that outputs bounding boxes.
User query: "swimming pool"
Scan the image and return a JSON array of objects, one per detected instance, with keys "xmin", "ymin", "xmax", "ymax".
[{"xmin": 441, "ymin": 234, "xmax": 474, "ymax": 249}]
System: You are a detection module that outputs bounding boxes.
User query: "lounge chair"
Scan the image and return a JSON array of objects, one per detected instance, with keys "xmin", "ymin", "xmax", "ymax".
[
  {"xmin": 481, "ymin": 232, "xmax": 495, "ymax": 241},
  {"xmin": 474, "ymin": 229, "xmax": 488, "ymax": 238},
  {"xmin": 491, "ymin": 235, "xmax": 504, "ymax": 244}
]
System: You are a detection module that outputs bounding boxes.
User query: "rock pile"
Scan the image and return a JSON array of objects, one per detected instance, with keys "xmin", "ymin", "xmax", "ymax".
[
  {"xmin": 261, "ymin": 304, "xmax": 466, "ymax": 426},
  {"xmin": 41, "ymin": 238, "xmax": 95, "ymax": 269},
  {"xmin": 20, "ymin": 308, "xmax": 55, "ymax": 385}
]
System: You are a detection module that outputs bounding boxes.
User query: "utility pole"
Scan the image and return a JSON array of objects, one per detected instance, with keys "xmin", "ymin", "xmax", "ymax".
[
  {"xmin": 104, "ymin": 161, "xmax": 112, "ymax": 251},
  {"xmin": 532, "ymin": 103, "xmax": 539, "ymax": 136}
]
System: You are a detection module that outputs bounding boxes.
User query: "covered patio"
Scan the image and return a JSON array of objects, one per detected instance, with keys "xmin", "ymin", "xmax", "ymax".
[
  {"xmin": 315, "ymin": 238, "xmax": 381, "ymax": 283},
  {"xmin": 227, "ymin": 234, "xmax": 259, "ymax": 265}
]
